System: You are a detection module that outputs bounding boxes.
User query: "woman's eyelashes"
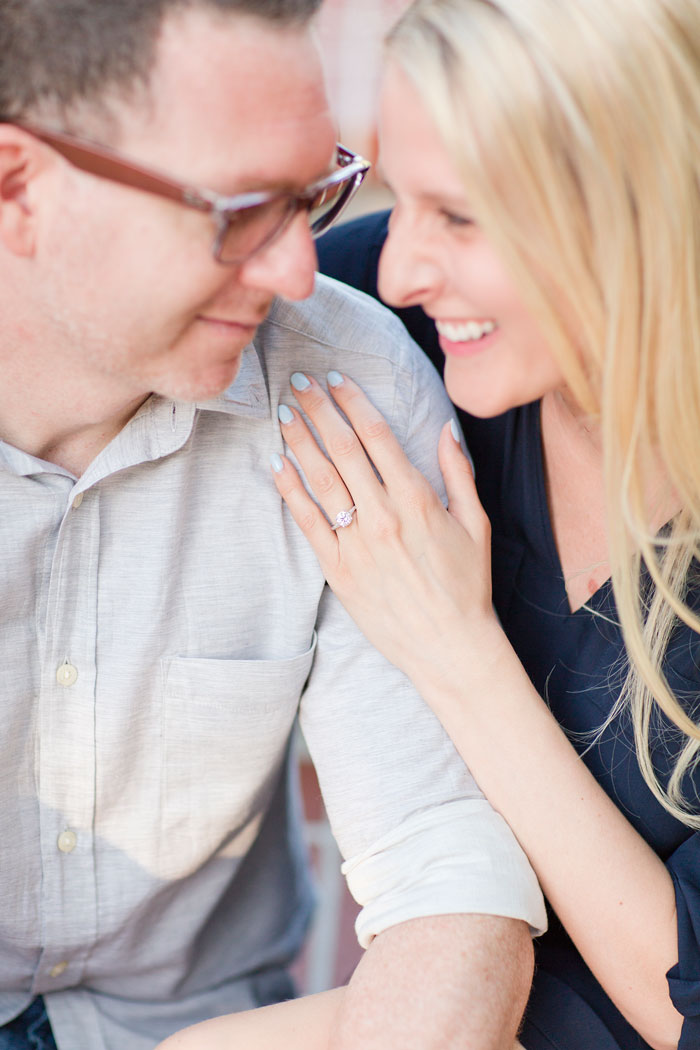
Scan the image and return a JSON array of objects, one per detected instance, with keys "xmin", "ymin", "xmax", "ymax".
[{"xmin": 440, "ymin": 208, "xmax": 476, "ymax": 229}]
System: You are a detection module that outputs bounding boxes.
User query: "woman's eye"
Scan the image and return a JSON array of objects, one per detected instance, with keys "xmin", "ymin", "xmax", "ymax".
[{"xmin": 441, "ymin": 210, "xmax": 474, "ymax": 228}]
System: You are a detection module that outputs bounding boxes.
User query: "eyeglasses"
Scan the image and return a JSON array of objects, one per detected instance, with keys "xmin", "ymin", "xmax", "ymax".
[{"xmin": 11, "ymin": 121, "xmax": 370, "ymax": 264}]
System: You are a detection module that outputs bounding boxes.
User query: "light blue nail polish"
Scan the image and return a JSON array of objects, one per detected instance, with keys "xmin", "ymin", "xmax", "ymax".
[
  {"xmin": 290, "ymin": 372, "xmax": 311, "ymax": 391},
  {"xmin": 278, "ymin": 405, "xmax": 294, "ymax": 424},
  {"xmin": 327, "ymin": 370, "xmax": 344, "ymax": 388},
  {"xmin": 450, "ymin": 418, "xmax": 461, "ymax": 443},
  {"xmin": 270, "ymin": 453, "xmax": 284, "ymax": 473}
]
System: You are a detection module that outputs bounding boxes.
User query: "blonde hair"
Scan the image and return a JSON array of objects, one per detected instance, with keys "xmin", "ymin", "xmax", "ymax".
[{"xmin": 388, "ymin": 0, "xmax": 700, "ymax": 825}]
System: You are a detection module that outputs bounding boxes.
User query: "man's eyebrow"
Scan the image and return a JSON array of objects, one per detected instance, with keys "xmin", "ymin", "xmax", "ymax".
[
  {"xmin": 213, "ymin": 174, "xmax": 303, "ymax": 197},
  {"xmin": 217, "ymin": 137, "xmax": 340, "ymax": 197},
  {"xmin": 216, "ymin": 161, "xmax": 336, "ymax": 198}
]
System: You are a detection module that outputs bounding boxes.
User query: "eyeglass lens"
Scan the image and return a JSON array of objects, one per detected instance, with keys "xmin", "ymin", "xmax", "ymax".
[{"xmin": 215, "ymin": 171, "xmax": 356, "ymax": 264}]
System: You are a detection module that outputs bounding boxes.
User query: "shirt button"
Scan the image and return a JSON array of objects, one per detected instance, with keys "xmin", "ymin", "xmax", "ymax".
[
  {"xmin": 57, "ymin": 830, "xmax": 77, "ymax": 854},
  {"xmin": 56, "ymin": 663, "xmax": 78, "ymax": 687},
  {"xmin": 49, "ymin": 961, "xmax": 68, "ymax": 978},
  {"xmin": 72, "ymin": 492, "xmax": 84, "ymax": 509}
]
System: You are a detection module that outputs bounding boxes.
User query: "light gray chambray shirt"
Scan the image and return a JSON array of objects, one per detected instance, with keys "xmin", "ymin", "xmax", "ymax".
[{"xmin": 0, "ymin": 276, "xmax": 546, "ymax": 1050}]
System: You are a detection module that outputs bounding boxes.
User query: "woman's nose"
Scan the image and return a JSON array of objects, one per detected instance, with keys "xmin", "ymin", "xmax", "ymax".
[{"xmin": 377, "ymin": 207, "xmax": 444, "ymax": 310}]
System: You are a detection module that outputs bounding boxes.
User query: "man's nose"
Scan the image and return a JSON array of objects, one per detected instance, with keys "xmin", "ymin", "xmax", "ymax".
[
  {"xmin": 377, "ymin": 208, "xmax": 444, "ymax": 310},
  {"xmin": 238, "ymin": 210, "xmax": 317, "ymax": 302}
]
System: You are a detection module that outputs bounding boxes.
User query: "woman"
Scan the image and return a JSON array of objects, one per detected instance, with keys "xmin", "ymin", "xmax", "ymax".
[{"xmin": 160, "ymin": 0, "xmax": 700, "ymax": 1047}]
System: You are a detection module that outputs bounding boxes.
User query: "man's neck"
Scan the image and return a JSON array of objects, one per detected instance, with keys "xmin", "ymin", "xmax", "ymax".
[
  {"xmin": 0, "ymin": 307, "xmax": 158, "ymax": 474},
  {"xmin": 0, "ymin": 363, "xmax": 149, "ymax": 476},
  {"xmin": 1, "ymin": 404, "xmax": 149, "ymax": 476}
]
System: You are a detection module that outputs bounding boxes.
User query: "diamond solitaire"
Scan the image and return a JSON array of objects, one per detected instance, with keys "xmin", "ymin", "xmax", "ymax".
[{"xmin": 331, "ymin": 506, "xmax": 357, "ymax": 530}]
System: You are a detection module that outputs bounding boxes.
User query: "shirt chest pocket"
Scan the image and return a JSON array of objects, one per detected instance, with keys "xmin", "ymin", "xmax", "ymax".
[{"xmin": 158, "ymin": 637, "xmax": 316, "ymax": 880}]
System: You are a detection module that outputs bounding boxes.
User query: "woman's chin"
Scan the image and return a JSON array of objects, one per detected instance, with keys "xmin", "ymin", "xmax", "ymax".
[
  {"xmin": 444, "ymin": 375, "xmax": 517, "ymax": 419},
  {"xmin": 443, "ymin": 361, "xmax": 548, "ymax": 419}
]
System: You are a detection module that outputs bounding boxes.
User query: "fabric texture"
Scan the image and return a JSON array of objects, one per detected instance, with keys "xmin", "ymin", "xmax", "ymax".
[
  {"xmin": 317, "ymin": 212, "xmax": 700, "ymax": 1050},
  {"xmin": 0, "ymin": 274, "xmax": 545, "ymax": 1050}
]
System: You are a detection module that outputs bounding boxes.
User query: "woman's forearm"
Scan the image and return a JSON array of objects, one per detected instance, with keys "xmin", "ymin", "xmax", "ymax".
[
  {"xmin": 155, "ymin": 988, "xmax": 344, "ymax": 1050},
  {"xmin": 154, "ymin": 969, "xmax": 531, "ymax": 1050},
  {"xmin": 417, "ymin": 618, "xmax": 683, "ymax": 1050}
]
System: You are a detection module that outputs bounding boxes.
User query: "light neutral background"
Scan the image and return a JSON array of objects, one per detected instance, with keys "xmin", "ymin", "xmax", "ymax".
[{"xmin": 316, "ymin": 0, "xmax": 413, "ymax": 217}]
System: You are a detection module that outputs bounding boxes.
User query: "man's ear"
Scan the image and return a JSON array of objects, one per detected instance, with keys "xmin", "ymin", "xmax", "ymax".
[{"xmin": 0, "ymin": 125, "xmax": 44, "ymax": 257}]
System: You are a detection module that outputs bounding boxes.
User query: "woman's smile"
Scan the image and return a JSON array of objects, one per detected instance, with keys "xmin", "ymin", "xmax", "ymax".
[{"xmin": 435, "ymin": 318, "xmax": 498, "ymax": 357}]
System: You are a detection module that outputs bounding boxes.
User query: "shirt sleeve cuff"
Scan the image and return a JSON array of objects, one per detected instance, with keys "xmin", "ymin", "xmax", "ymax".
[{"xmin": 341, "ymin": 797, "xmax": 547, "ymax": 948}]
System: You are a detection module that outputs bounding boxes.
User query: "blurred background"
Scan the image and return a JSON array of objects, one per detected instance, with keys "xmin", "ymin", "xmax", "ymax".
[
  {"xmin": 291, "ymin": 0, "xmax": 413, "ymax": 997},
  {"xmin": 316, "ymin": 0, "xmax": 413, "ymax": 217}
]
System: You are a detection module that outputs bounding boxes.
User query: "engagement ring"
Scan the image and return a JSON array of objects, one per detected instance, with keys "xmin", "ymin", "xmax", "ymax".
[{"xmin": 331, "ymin": 506, "xmax": 356, "ymax": 530}]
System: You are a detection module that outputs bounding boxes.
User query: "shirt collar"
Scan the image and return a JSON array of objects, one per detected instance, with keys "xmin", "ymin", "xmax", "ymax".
[
  {"xmin": 92, "ymin": 342, "xmax": 270, "ymax": 483},
  {"xmin": 0, "ymin": 442, "xmax": 76, "ymax": 478}
]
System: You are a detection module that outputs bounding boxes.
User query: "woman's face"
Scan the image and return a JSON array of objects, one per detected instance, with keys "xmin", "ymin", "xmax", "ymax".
[{"xmin": 377, "ymin": 60, "xmax": 565, "ymax": 418}]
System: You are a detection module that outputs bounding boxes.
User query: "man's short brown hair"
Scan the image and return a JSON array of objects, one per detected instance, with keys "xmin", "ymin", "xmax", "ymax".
[{"xmin": 0, "ymin": 0, "xmax": 323, "ymax": 128}]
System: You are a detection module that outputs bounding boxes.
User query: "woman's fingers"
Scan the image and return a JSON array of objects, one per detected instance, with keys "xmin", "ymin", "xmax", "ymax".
[
  {"xmin": 270, "ymin": 378, "xmax": 497, "ymax": 684},
  {"xmin": 276, "ymin": 399, "xmax": 356, "ymax": 526},
  {"xmin": 277, "ymin": 374, "xmax": 481, "ymax": 552},
  {"xmin": 280, "ymin": 372, "xmax": 392, "ymax": 516},
  {"xmin": 270, "ymin": 451, "xmax": 341, "ymax": 567},
  {"xmin": 290, "ymin": 371, "xmax": 416, "ymax": 493},
  {"xmin": 438, "ymin": 421, "xmax": 489, "ymax": 539}
]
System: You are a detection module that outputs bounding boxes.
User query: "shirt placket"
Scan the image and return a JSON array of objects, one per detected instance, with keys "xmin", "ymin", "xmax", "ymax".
[{"xmin": 34, "ymin": 482, "xmax": 100, "ymax": 993}]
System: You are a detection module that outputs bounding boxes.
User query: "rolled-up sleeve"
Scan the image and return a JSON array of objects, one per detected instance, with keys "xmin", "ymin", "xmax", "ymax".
[
  {"xmin": 343, "ymin": 799, "xmax": 547, "ymax": 946},
  {"xmin": 666, "ymin": 833, "xmax": 700, "ymax": 1046}
]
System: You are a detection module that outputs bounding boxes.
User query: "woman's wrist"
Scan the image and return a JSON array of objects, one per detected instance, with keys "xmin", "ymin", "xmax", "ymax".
[{"xmin": 410, "ymin": 611, "xmax": 516, "ymax": 714}]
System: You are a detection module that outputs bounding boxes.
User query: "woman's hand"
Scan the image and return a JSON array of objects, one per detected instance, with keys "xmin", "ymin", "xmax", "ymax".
[{"xmin": 271, "ymin": 370, "xmax": 500, "ymax": 696}]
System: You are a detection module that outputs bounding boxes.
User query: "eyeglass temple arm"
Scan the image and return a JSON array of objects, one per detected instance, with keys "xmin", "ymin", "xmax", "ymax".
[
  {"xmin": 13, "ymin": 122, "xmax": 216, "ymax": 212},
  {"xmin": 12, "ymin": 122, "xmax": 367, "ymax": 210}
]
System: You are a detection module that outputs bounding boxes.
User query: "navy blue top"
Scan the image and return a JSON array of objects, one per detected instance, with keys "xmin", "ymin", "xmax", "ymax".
[{"xmin": 317, "ymin": 211, "xmax": 700, "ymax": 1050}]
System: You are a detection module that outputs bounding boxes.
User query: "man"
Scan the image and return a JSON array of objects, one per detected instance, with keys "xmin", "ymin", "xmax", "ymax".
[{"xmin": 0, "ymin": 2, "xmax": 545, "ymax": 1048}]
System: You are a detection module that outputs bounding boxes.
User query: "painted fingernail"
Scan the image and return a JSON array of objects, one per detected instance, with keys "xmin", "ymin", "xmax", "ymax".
[
  {"xmin": 327, "ymin": 370, "xmax": 344, "ymax": 388},
  {"xmin": 450, "ymin": 418, "xmax": 461, "ymax": 443},
  {"xmin": 278, "ymin": 405, "xmax": 294, "ymax": 424},
  {"xmin": 290, "ymin": 372, "xmax": 311, "ymax": 391},
  {"xmin": 270, "ymin": 453, "xmax": 284, "ymax": 473}
]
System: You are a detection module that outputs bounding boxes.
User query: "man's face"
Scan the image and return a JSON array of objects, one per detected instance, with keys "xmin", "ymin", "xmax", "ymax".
[{"xmin": 36, "ymin": 8, "xmax": 336, "ymax": 404}]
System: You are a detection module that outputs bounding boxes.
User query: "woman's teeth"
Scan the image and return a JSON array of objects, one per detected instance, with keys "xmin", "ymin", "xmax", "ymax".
[{"xmin": 436, "ymin": 319, "xmax": 496, "ymax": 342}]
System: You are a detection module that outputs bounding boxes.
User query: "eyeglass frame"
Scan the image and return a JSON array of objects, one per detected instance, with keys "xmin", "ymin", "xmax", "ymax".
[{"xmin": 8, "ymin": 120, "xmax": 370, "ymax": 264}]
